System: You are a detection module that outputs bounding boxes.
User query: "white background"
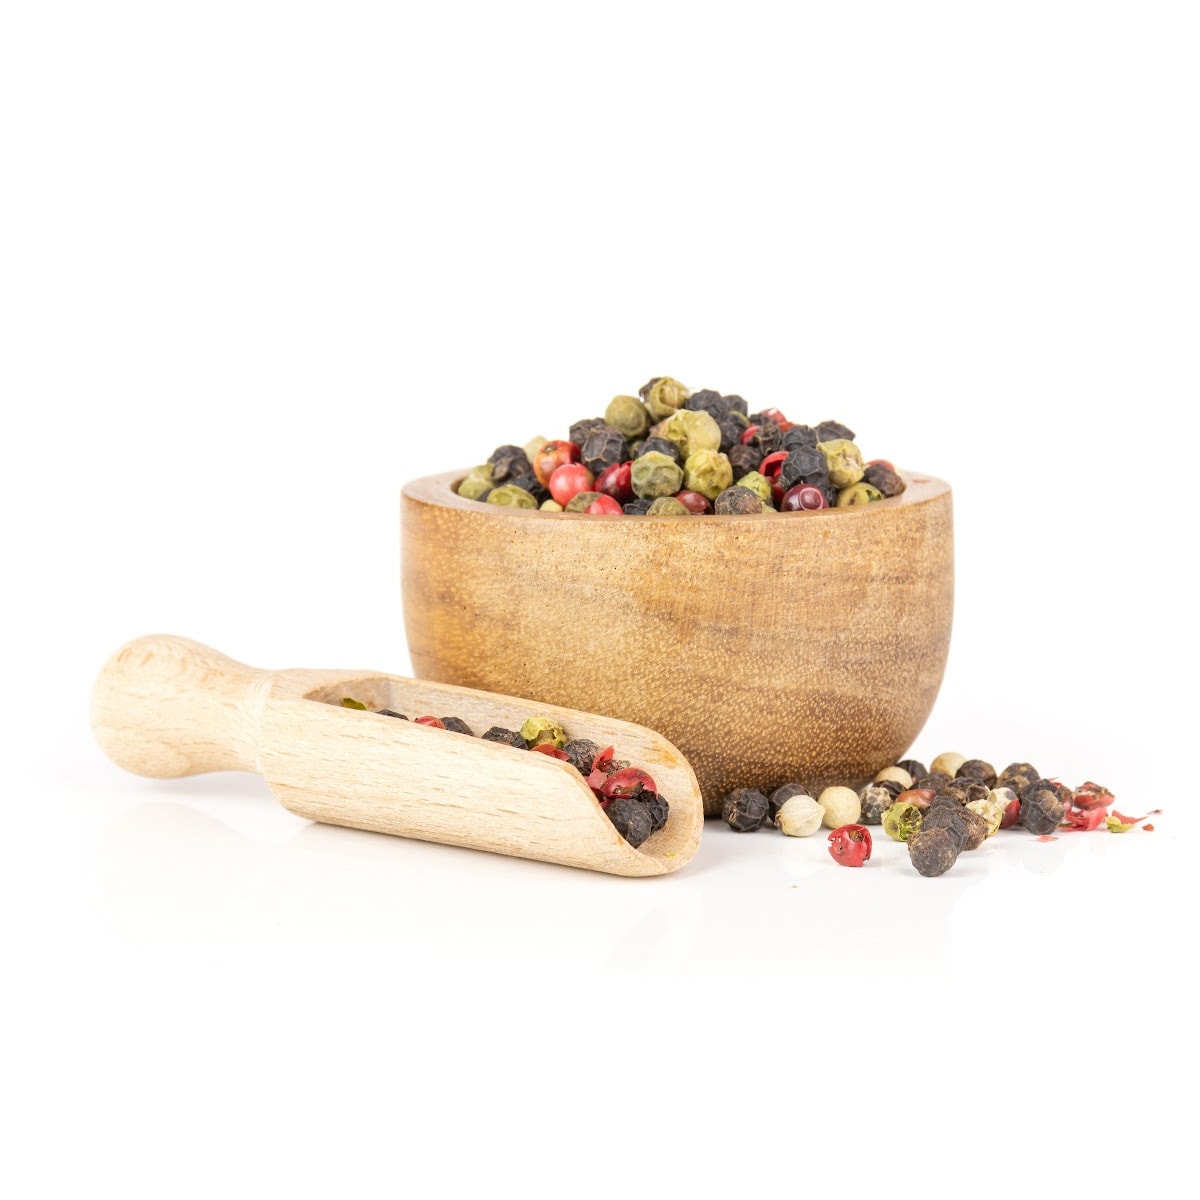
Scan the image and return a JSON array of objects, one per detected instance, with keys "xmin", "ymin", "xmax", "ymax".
[{"xmin": 3, "ymin": 2, "xmax": 1197, "ymax": 1197}]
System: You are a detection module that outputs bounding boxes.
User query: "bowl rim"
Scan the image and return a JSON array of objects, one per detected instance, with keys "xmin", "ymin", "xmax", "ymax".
[{"xmin": 403, "ymin": 468, "xmax": 950, "ymax": 521}]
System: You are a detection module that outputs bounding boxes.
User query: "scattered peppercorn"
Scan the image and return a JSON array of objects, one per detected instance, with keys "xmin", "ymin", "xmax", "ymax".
[
  {"xmin": 956, "ymin": 759, "xmax": 997, "ymax": 787},
  {"xmin": 858, "ymin": 784, "xmax": 894, "ymax": 825},
  {"xmin": 775, "ymin": 794, "xmax": 825, "ymax": 837},
  {"xmin": 997, "ymin": 762, "xmax": 1040, "ymax": 794},
  {"xmin": 908, "ymin": 828, "xmax": 960, "ymax": 877},
  {"xmin": 1020, "ymin": 779, "xmax": 1065, "ymax": 835},
  {"xmin": 482, "ymin": 726, "xmax": 528, "ymax": 749},
  {"xmin": 440, "ymin": 717, "xmax": 474, "ymax": 736},
  {"xmin": 882, "ymin": 800, "xmax": 924, "ymax": 843},
  {"xmin": 922, "ymin": 806, "xmax": 970, "ymax": 852},
  {"xmin": 817, "ymin": 786, "xmax": 861, "ymax": 829},
  {"xmin": 827, "ymin": 824, "xmax": 872, "ymax": 867},
  {"xmin": 723, "ymin": 788, "xmax": 771, "ymax": 832}
]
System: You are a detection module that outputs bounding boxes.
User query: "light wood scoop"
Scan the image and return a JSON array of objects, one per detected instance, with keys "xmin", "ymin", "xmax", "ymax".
[{"xmin": 91, "ymin": 635, "xmax": 704, "ymax": 876}]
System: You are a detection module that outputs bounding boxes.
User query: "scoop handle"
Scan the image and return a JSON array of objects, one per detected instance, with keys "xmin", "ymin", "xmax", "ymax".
[{"xmin": 91, "ymin": 635, "xmax": 267, "ymax": 778}]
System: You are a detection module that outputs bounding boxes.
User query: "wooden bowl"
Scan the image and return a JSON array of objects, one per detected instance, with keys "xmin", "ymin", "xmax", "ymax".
[{"xmin": 402, "ymin": 471, "xmax": 953, "ymax": 816}]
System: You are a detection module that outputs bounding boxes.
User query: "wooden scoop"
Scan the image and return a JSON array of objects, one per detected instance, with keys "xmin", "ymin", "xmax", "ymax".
[{"xmin": 91, "ymin": 635, "xmax": 704, "ymax": 876}]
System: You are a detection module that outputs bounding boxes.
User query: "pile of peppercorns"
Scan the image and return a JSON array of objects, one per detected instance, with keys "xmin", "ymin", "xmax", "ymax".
[
  {"xmin": 454, "ymin": 376, "xmax": 905, "ymax": 516},
  {"xmin": 340, "ymin": 699, "xmax": 669, "ymax": 848},
  {"xmin": 721, "ymin": 752, "xmax": 1140, "ymax": 877}
]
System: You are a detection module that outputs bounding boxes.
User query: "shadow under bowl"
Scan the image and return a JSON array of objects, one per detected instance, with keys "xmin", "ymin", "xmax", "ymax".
[{"xmin": 402, "ymin": 470, "xmax": 953, "ymax": 816}]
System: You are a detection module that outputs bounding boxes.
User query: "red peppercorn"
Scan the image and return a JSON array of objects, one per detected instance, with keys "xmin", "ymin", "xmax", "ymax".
[
  {"xmin": 780, "ymin": 484, "xmax": 828, "ymax": 511},
  {"xmin": 415, "ymin": 716, "xmax": 446, "ymax": 729},
  {"xmin": 600, "ymin": 767, "xmax": 657, "ymax": 799},
  {"xmin": 674, "ymin": 490, "xmax": 712, "ymax": 514},
  {"xmin": 760, "ymin": 407, "xmax": 790, "ymax": 429},
  {"xmin": 595, "ymin": 461, "xmax": 634, "ymax": 503},
  {"xmin": 548, "ymin": 462, "xmax": 595, "ymax": 506},
  {"xmin": 531, "ymin": 743, "xmax": 571, "ymax": 760},
  {"xmin": 739, "ymin": 424, "xmax": 761, "ymax": 446},
  {"xmin": 584, "ymin": 494, "xmax": 623, "ymax": 515},
  {"xmin": 534, "ymin": 440, "xmax": 582, "ymax": 487},
  {"xmin": 827, "ymin": 824, "xmax": 872, "ymax": 867},
  {"xmin": 759, "ymin": 451, "xmax": 788, "ymax": 480},
  {"xmin": 897, "ymin": 787, "xmax": 936, "ymax": 811}
]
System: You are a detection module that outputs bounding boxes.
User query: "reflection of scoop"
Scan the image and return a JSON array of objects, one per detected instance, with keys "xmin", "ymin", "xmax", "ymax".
[{"xmin": 91, "ymin": 635, "xmax": 703, "ymax": 876}]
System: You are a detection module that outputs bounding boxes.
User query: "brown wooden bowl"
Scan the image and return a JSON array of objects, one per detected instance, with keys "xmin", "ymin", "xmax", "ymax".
[{"xmin": 402, "ymin": 470, "xmax": 953, "ymax": 816}]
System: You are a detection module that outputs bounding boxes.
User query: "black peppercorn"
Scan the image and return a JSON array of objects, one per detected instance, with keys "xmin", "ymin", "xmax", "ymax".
[
  {"xmin": 623, "ymin": 498, "xmax": 653, "ymax": 515},
  {"xmin": 481, "ymin": 726, "xmax": 528, "ymax": 750},
  {"xmin": 439, "ymin": 716, "xmax": 474, "ymax": 736},
  {"xmin": 956, "ymin": 759, "xmax": 997, "ymax": 788},
  {"xmin": 714, "ymin": 485, "xmax": 764, "ymax": 515},
  {"xmin": 637, "ymin": 436, "xmax": 682, "ymax": 465},
  {"xmin": 569, "ymin": 418, "xmax": 606, "ymax": 448},
  {"xmin": 607, "ymin": 797, "xmax": 653, "ymax": 848},
  {"xmin": 941, "ymin": 778, "xmax": 990, "ymax": 806},
  {"xmin": 506, "ymin": 469, "xmax": 549, "ymax": 503},
  {"xmin": 815, "ymin": 419, "xmax": 856, "ymax": 443},
  {"xmin": 781, "ymin": 425, "xmax": 819, "ymax": 451},
  {"xmin": 377, "ymin": 709, "xmax": 408, "ymax": 720},
  {"xmin": 768, "ymin": 782, "xmax": 809, "ymax": 823},
  {"xmin": 777, "ymin": 447, "xmax": 830, "ymax": 491},
  {"xmin": 957, "ymin": 807, "xmax": 990, "ymax": 851},
  {"xmin": 581, "ymin": 426, "xmax": 629, "ymax": 475},
  {"xmin": 926, "ymin": 793, "xmax": 965, "ymax": 813},
  {"xmin": 741, "ymin": 420, "xmax": 783, "ymax": 458},
  {"xmin": 1020, "ymin": 779, "xmax": 1064, "ymax": 835},
  {"xmin": 896, "ymin": 759, "xmax": 927, "ymax": 782},
  {"xmin": 908, "ymin": 827, "xmax": 960, "ymax": 877},
  {"xmin": 488, "ymin": 445, "xmax": 532, "ymax": 484},
  {"xmin": 641, "ymin": 792, "xmax": 670, "ymax": 833},
  {"xmin": 998, "ymin": 762, "xmax": 1040, "ymax": 794},
  {"xmin": 683, "ymin": 390, "xmax": 724, "ymax": 419},
  {"xmin": 923, "ymin": 806, "xmax": 969, "ymax": 852},
  {"xmin": 914, "ymin": 772, "xmax": 952, "ymax": 793},
  {"xmin": 862, "ymin": 463, "xmax": 906, "ymax": 498},
  {"xmin": 717, "ymin": 415, "xmax": 747, "ymax": 453},
  {"xmin": 874, "ymin": 778, "xmax": 906, "ymax": 801},
  {"xmin": 562, "ymin": 738, "xmax": 601, "ymax": 775},
  {"xmin": 726, "ymin": 443, "xmax": 762, "ymax": 480},
  {"xmin": 721, "ymin": 394, "xmax": 749, "ymax": 417},
  {"xmin": 722, "ymin": 788, "xmax": 771, "ymax": 832}
]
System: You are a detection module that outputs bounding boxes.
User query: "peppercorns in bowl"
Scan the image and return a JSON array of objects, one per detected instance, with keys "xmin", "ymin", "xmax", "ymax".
[{"xmin": 402, "ymin": 377, "xmax": 953, "ymax": 815}]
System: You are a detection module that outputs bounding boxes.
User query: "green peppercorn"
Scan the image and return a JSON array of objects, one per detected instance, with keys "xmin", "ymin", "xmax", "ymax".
[
  {"xmin": 818, "ymin": 439, "xmax": 865, "ymax": 488},
  {"xmin": 540, "ymin": 499, "xmax": 563, "ymax": 511},
  {"xmin": 882, "ymin": 800, "xmax": 924, "ymax": 843},
  {"xmin": 734, "ymin": 471, "xmax": 773, "ymax": 504},
  {"xmin": 639, "ymin": 376, "xmax": 690, "ymax": 421},
  {"xmin": 486, "ymin": 484, "xmax": 538, "ymax": 509},
  {"xmin": 682, "ymin": 449, "xmax": 733, "ymax": 500},
  {"xmin": 523, "ymin": 435, "xmax": 548, "ymax": 462},
  {"xmin": 835, "ymin": 482, "xmax": 883, "ymax": 507},
  {"xmin": 631, "ymin": 451, "xmax": 684, "ymax": 499},
  {"xmin": 605, "ymin": 394, "xmax": 651, "ymax": 440},
  {"xmin": 858, "ymin": 784, "xmax": 893, "ymax": 825},
  {"xmin": 341, "ymin": 698, "xmax": 368, "ymax": 710},
  {"xmin": 519, "ymin": 715, "xmax": 568, "ymax": 749},
  {"xmin": 456, "ymin": 464, "xmax": 495, "ymax": 500},
  {"xmin": 565, "ymin": 490, "xmax": 603, "ymax": 512},
  {"xmin": 714, "ymin": 486, "xmax": 763, "ymax": 515},
  {"xmin": 646, "ymin": 496, "xmax": 691, "ymax": 516},
  {"xmin": 908, "ymin": 828, "xmax": 959, "ymax": 877},
  {"xmin": 661, "ymin": 410, "xmax": 722, "ymax": 460},
  {"xmin": 1020, "ymin": 779, "xmax": 1064, "ymax": 835}
]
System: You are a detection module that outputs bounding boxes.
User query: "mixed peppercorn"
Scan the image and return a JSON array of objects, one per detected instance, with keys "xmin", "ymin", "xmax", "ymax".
[
  {"xmin": 454, "ymin": 376, "xmax": 905, "ymax": 516},
  {"xmin": 340, "ymin": 699, "xmax": 669, "ymax": 848},
  {"xmin": 722, "ymin": 751, "xmax": 1152, "ymax": 877}
]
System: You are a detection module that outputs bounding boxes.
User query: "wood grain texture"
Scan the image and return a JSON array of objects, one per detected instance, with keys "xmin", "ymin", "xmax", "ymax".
[
  {"xmin": 92, "ymin": 635, "xmax": 704, "ymax": 876},
  {"xmin": 402, "ymin": 471, "xmax": 954, "ymax": 816}
]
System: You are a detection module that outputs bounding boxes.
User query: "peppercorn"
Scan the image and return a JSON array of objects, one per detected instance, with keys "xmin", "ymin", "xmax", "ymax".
[
  {"xmin": 922, "ymin": 806, "xmax": 969, "ymax": 852},
  {"xmin": 818, "ymin": 786, "xmax": 861, "ymax": 829},
  {"xmin": 914, "ymin": 773, "xmax": 952, "ymax": 793},
  {"xmin": 908, "ymin": 828, "xmax": 959, "ymax": 877},
  {"xmin": 594, "ymin": 462, "xmax": 634, "ymax": 503},
  {"xmin": 926, "ymin": 793, "xmax": 964, "ymax": 813},
  {"xmin": 456, "ymin": 464, "xmax": 495, "ymax": 500},
  {"xmin": 1020, "ymin": 779, "xmax": 1065, "ymax": 835},
  {"xmin": 882, "ymin": 800, "xmax": 924, "ymax": 842},
  {"xmin": 523, "ymin": 435, "xmax": 548, "ymax": 461},
  {"xmin": 607, "ymin": 796, "xmax": 653, "ymax": 848},
  {"xmin": 726, "ymin": 443, "xmax": 762, "ymax": 480},
  {"xmin": 604, "ymin": 395, "xmax": 651, "ymax": 440},
  {"xmin": 723, "ymin": 788, "xmax": 771, "ymax": 832},
  {"xmin": 377, "ymin": 709, "xmax": 407, "ymax": 719},
  {"xmin": 508, "ymin": 471, "xmax": 550, "ymax": 504},
  {"xmin": 646, "ymin": 496, "xmax": 691, "ymax": 516},
  {"xmin": 486, "ymin": 484, "xmax": 538, "ymax": 509},
  {"xmin": 683, "ymin": 389, "xmax": 724, "ymax": 418},
  {"xmin": 873, "ymin": 766, "xmax": 914, "ymax": 791},
  {"xmin": 778, "ymin": 447, "xmax": 829, "ymax": 491},
  {"xmin": 585, "ymin": 494, "xmax": 623, "ymax": 515},
  {"xmin": 341, "ymin": 698, "xmax": 368, "ymax": 710},
  {"xmin": 780, "ymin": 485, "xmax": 827, "ymax": 512},
  {"xmin": 930, "ymin": 752, "xmax": 967, "ymax": 778},
  {"xmin": 540, "ymin": 499, "xmax": 563, "ymax": 511},
  {"xmin": 896, "ymin": 759, "xmax": 926, "ymax": 781},
  {"xmin": 966, "ymin": 797, "xmax": 1005, "ymax": 838},
  {"xmin": 827, "ymin": 824, "xmax": 872, "ymax": 867},
  {"xmin": 836, "ymin": 482, "xmax": 883, "ymax": 507},
  {"xmin": 683, "ymin": 449, "xmax": 734, "ymax": 500},
  {"xmin": 581, "ymin": 426, "xmax": 629, "ymax": 476},
  {"xmin": 991, "ymin": 786, "xmax": 1021, "ymax": 829},
  {"xmin": 874, "ymin": 778, "xmax": 906, "ymax": 801},
  {"xmin": 487, "ymin": 444, "xmax": 532, "ymax": 484},
  {"xmin": 859, "ymin": 784, "xmax": 893, "ymax": 825},
  {"xmin": 741, "ymin": 420, "xmax": 784, "ymax": 458},
  {"xmin": 548, "ymin": 462, "xmax": 596, "ymax": 506},
  {"xmin": 956, "ymin": 759, "xmax": 997, "ymax": 788},
  {"xmin": 641, "ymin": 792, "xmax": 670, "ymax": 833},
  {"xmin": 565, "ymin": 490, "xmax": 603, "ymax": 513},
  {"xmin": 818, "ymin": 439, "xmax": 865, "ymax": 488},
  {"xmin": 942, "ymin": 778, "xmax": 990, "ymax": 806},
  {"xmin": 997, "ymin": 762, "xmax": 1041, "ymax": 794},
  {"xmin": 623, "ymin": 499, "xmax": 653, "ymax": 515},
  {"xmin": 897, "ymin": 788, "xmax": 936, "ymax": 811},
  {"xmin": 562, "ymin": 738, "xmax": 600, "ymax": 775},
  {"xmin": 709, "ymin": 485, "xmax": 761, "ymax": 516},
  {"xmin": 862, "ymin": 463, "xmax": 906, "ymax": 498},
  {"xmin": 481, "ymin": 726, "xmax": 528, "ymax": 749},
  {"xmin": 730, "ymin": 472, "xmax": 771, "ymax": 504},
  {"xmin": 519, "ymin": 715, "xmax": 568, "ymax": 750},
  {"xmin": 569, "ymin": 418, "xmax": 606, "ymax": 448},
  {"xmin": 674, "ymin": 490, "xmax": 712, "ymax": 514},
  {"xmin": 639, "ymin": 376, "xmax": 690, "ymax": 422},
  {"xmin": 781, "ymin": 425, "xmax": 819, "ymax": 451},
  {"xmin": 440, "ymin": 716, "xmax": 474, "ymax": 736},
  {"xmin": 717, "ymin": 415, "xmax": 747, "ymax": 453},
  {"xmin": 631, "ymin": 451, "xmax": 684, "ymax": 498},
  {"xmin": 815, "ymin": 419, "xmax": 856, "ymax": 443},
  {"xmin": 721, "ymin": 394, "xmax": 749, "ymax": 416},
  {"xmin": 662, "ymin": 410, "xmax": 722, "ymax": 460},
  {"xmin": 637, "ymin": 436, "xmax": 682, "ymax": 465},
  {"xmin": 769, "ymin": 782, "xmax": 809, "ymax": 823},
  {"xmin": 775, "ymin": 794, "xmax": 825, "ymax": 837},
  {"xmin": 957, "ymin": 807, "xmax": 991, "ymax": 851}
]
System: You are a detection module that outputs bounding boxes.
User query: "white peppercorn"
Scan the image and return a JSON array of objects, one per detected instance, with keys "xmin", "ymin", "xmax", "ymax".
[
  {"xmin": 775, "ymin": 794, "xmax": 825, "ymax": 837},
  {"xmin": 930, "ymin": 752, "xmax": 967, "ymax": 778},
  {"xmin": 873, "ymin": 766, "xmax": 914, "ymax": 791},
  {"xmin": 818, "ymin": 786, "xmax": 861, "ymax": 830}
]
